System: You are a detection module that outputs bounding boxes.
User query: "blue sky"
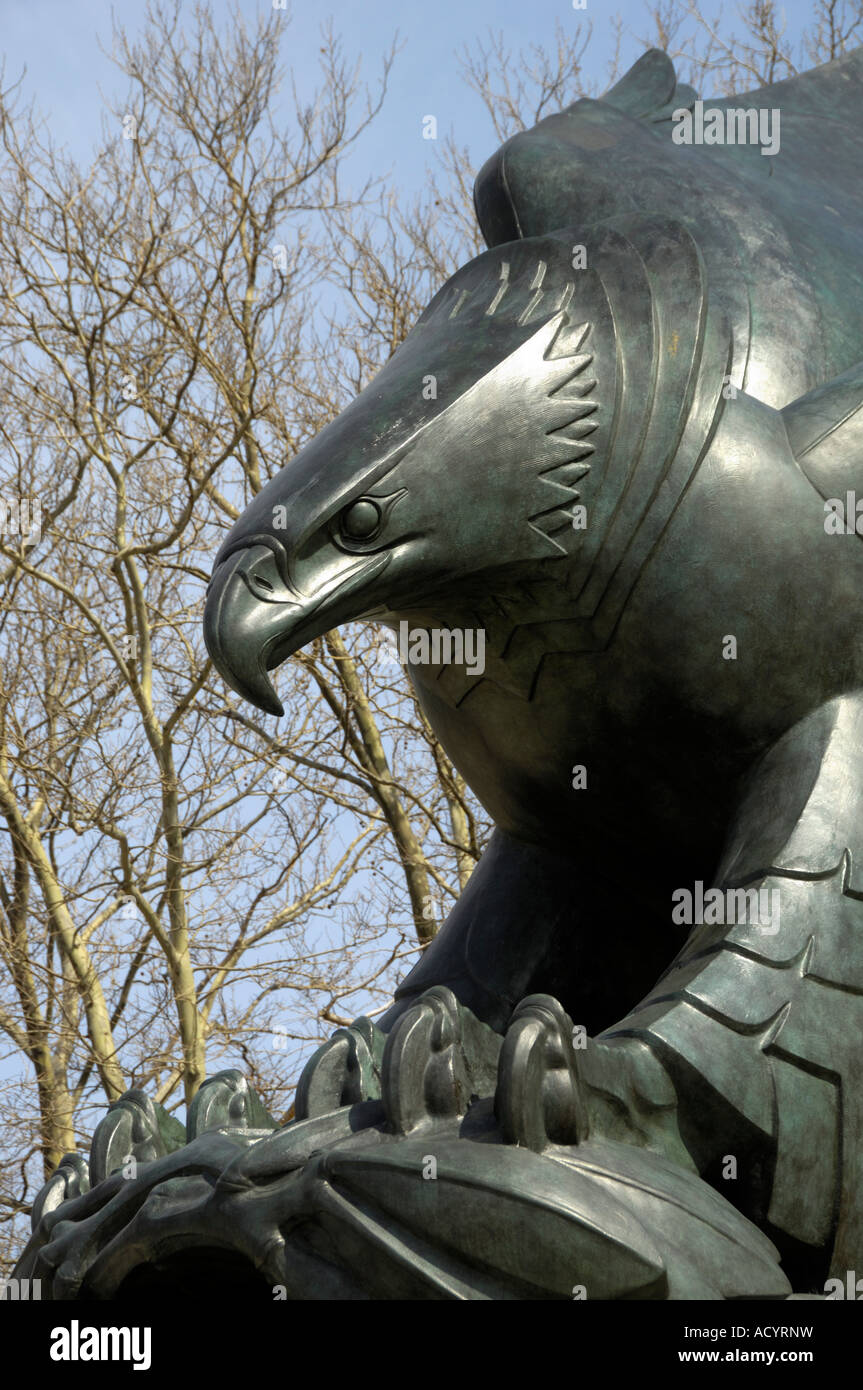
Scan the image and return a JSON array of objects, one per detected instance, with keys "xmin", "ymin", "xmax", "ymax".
[
  {"xmin": 1, "ymin": 0, "xmax": 822, "ymax": 196},
  {"xmin": 0, "ymin": 0, "xmax": 828, "ymax": 1104}
]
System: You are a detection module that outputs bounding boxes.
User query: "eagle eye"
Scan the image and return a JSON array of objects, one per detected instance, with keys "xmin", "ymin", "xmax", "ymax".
[{"xmin": 340, "ymin": 499, "xmax": 382, "ymax": 542}]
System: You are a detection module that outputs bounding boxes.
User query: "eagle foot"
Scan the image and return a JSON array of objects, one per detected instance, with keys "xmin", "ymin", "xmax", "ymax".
[
  {"xmin": 290, "ymin": 989, "xmax": 683, "ymax": 1160},
  {"xmin": 27, "ymin": 1088, "xmax": 188, "ymax": 1234},
  {"xmin": 294, "ymin": 986, "xmax": 502, "ymax": 1133},
  {"xmin": 14, "ymin": 997, "xmax": 773, "ymax": 1299},
  {"xmin": 18, "ymin": 1073, "xmax": 278, "ymax": 1297},
  {"xmin": 25, "ymin": 1070, "xmax": 276, "ymax": 1239},
  {"xmin": 495, "ymin": 994, "xmax": 690, "ymax": 1167}
]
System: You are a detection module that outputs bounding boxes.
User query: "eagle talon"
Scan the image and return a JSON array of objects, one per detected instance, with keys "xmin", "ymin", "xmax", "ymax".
[
  {"xmin": 380, "ymin": 985, "xmax": 501, "ymax": 1133},
  {"xmin": 295, "ymin": 1016, "xmax": 387, "ymax": 1119},
  {"xmin": 88, "ymin": 1088, "xmax": 187, "ymax": 1184},
  {"xmin": 496, "ymin": 994, "xmax": 589, "ymax": 1151},
  {"xmin": 494, "ymin": 996, "xmax": 689, "ymax": 1165},
  {"xmin": 30, "ymin": 1152, "xmax": 90, "ymax": 1233},
  {"xmin": 186, "ymin": 1069, "xmax": 278, "ymax": 1139}
]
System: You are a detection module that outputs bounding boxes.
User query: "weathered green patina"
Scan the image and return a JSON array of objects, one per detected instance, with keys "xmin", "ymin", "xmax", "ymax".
[{"xmin": 15, "ymin": 47, "xmax": 863, "ymax": 1299}]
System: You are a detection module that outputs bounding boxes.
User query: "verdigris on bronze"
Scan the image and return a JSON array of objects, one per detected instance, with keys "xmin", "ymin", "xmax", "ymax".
[{"xmin": 15, "ymin": 45, "xmax": 863, "ymax": 1299}]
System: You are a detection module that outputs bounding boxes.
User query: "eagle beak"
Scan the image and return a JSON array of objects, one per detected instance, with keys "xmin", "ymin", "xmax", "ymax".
[
  {"xmin": 204, "ymin": 542, "xmax": 393, "ymax": 718},
  {"xmin": 203, "ymin": 545, "xmax": 296, "ymax": 716}
]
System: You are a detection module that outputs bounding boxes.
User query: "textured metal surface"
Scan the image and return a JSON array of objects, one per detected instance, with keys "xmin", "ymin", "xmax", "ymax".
[{"xmin": 16, "ymin": 45, "xmax": 863, "ymax": 1299}]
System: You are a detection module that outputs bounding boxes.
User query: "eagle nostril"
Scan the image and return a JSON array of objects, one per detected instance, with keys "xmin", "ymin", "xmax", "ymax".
[{"xmin": 254, "ymin": 576, "xmax": 274, "ymax": 593}]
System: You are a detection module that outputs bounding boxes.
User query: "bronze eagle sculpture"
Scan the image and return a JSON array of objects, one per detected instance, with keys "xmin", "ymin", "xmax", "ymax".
[{"xmin": 15, "ymin": 45, "xmax": 863, "ymax": 1300}]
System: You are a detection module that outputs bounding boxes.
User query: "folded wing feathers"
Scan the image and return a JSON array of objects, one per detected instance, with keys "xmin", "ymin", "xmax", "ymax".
[{"xmin": 525, "ymin": 317, "xmax": 598, "ymax": 549}]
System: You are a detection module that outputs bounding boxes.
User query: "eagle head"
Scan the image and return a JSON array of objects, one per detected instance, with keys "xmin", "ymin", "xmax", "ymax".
[{"xmin": 204, "ymin": 235, "xmax": 601, "ymax": 715}]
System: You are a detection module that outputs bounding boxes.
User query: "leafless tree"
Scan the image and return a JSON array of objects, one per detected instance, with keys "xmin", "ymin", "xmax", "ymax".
[
  {"xmin": 1, "ymin": 0, "xmax": 860, "ymax": 1272},
  {"xmin": 0, "ymin": 0, "xmax": 487, "ymax": 1269}
]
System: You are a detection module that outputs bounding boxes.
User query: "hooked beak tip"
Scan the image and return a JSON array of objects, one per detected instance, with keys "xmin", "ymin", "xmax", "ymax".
[{"xmin": 203, "ymin": 547, "xmax": 289, "ymax": 717}]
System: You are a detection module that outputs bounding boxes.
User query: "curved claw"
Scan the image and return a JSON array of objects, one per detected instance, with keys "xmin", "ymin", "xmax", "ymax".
[
  {"xmin": 381, "ymin": 985, "xmax": 501, "ymax": 1134},
  {"xmin": 30, "ymin": 1153, "xmax": 90, "ymax": 1233},
  {"xmin": 296, "ymin": 1016, "xmax": 386, "ymax": 1120},
  {"xmin": 496, "ymin": 994, "xmax": 589, "ymax": 1151},
  {"xmin": 186, "ymin": 1069, "xmax": 278, "ymax": 1140},
  {"xmin": 89, "ymin": 1089, "xmax": 186, "ymax": 1185}
]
